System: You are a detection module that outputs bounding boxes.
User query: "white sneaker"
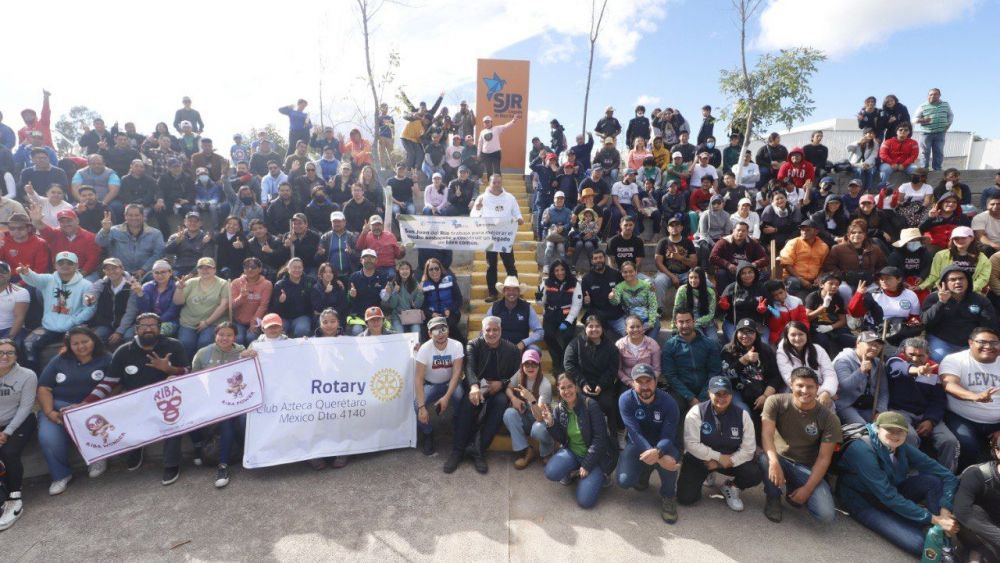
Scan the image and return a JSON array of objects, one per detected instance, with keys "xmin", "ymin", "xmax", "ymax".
[
  {"xmin": 49, "ymin": 475, "xmax": 72, "ymax": 496},
  {"xmin": 703, "ymin": 471, "xmax": 718, "ymax": 489},
  {"xmin": 0, "ymin": 495, "xmax": 23, "ymax": 531},
  {"xmin": 88, "ymin": 460, "xmax": 107, "ymax": 479},
  {"xmin": 720, "ymin": 480, "xmax": 744, "ymax": 512}
]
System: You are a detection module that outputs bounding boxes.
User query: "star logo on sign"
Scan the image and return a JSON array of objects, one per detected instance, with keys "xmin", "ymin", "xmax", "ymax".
[{"xmin": 483, "ymin": 72, "xmax": 506, "ymax": 100}]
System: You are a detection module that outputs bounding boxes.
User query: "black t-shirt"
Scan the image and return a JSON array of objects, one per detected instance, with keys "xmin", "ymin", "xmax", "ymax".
[
  {"xmin": 656, "ymin": 236, "xmax": 696, "ymax": 274},
  {"xmin": 803, "ymin": 291, "xmax": 846, "ymax": 327},
  {"xmin": 110, "ymin": 337, "xmax": 190, "ymax": 391},
  {"xmin": 579, "ymin": 177, "xmax": 611, "ymax": 200},
  {"xmin": 387, "ymin": 177, "xmax": 414, "ymax": 203},
  {"xmin": 606, "ymin": 234, "xmax": 645, "ymax": 268}
]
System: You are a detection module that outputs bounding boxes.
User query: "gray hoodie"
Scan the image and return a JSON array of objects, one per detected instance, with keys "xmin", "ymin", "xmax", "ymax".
[
  {"xmin": 696, "ymin": 207, "xmax": 733, "ymax": 243},
  {"xmin": 0, "ymin": 364, "xmax": 37, "ymax": 435},
  {"xmin": 833, "ymin": 347, "xmax": 888, "ymax": 414}
]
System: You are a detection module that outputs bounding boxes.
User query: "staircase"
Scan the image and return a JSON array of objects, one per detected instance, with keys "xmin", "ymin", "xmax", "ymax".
[{"xmin": 467, "ymin": 175, "xmax": 552, "ymax": 374}]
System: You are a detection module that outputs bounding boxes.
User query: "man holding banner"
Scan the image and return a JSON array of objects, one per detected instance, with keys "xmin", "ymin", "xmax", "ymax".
[{"xmin": 472, "ymin": 174, "xmax": 523, "ymax": 303}]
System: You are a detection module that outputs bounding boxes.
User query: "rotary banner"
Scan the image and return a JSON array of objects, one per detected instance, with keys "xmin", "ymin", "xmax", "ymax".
[
  {"xmin": 398, "ymin": 214, "xmax": 517, "ymax": 252},
  {"xmin": 62, "ymin": 358, "xmax": 264, "ymax": 465},
  {"xmin": 242, "ymin": 334, "xmax": 418, "ymax": 469}
]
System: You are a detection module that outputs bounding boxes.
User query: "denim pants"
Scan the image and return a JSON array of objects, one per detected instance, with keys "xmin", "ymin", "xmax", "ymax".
[
  {"xmin": 543, "ymin": 242, "xmax": 567, "ymax": 266},
  {"xmin": 178, "ymin": 325, "xmax": 217, "ymax": 358},
  {"xmin": 283, "ymin": 315, "xmax": 312, "ymax": 338},
  {"xmin": 879, "ymin": 163, "xmax": 917, "ymax": 183},
  {"xmin": 452, "ymin": 390, "xmax": 509, "ymax": 453},
  {"xmin": 837, "ymin": 406, "xmax": 874, "ymax": 425},
  {"xmin": 847, "ymin": 473, "xmax": 945, "ymax": 556},
  {"xmin": 616, "ymin": 439, "xmax": 678, "ymax": 499},
  {"xmin": 652, "ymin": 270, "xmax": 687, "ymax": 311},
  {"xmin": 38, "ymin": 399, "xmax": 78, "ymax": 481},
  {"xmin": 945, "ymin": 412, "xmax": 1000, "ymax": 469},
  {"xmin": 415, "ymin": 382, "xmax": 465, "ymax": 435},
  {"xmin": 927, "ymin": 335, "xmax": 964, "ymax": 363},
  {"xmin": 544, "ymin": 448, "xmax": 606, "ymax": 509},
  {"xmin": 390, "ymin": 319, "xmax": 422, "ymax": 335},
  {"xmin": 502, "ymin": 406, "xmax": 554, "ymax": 456},
  {"xmin": 757, "ymin": 453, "xmax": 836, "ymax": 523},
  {"xmin": 854, "ymin": 166, "xmax": 877, "ymax": 191},
  {"xmin": 898, "ymin": 410, "xmax": 960, "ymax": 472},
  {"xmin": 392, "ymin": 202, "xmax": 416, "ymax": 217},
  {"xmin": 921, "ymin": 132, "xmax": 946, "ymax": 171},
  {"xmin": 218, "ymin": 414, "xmax": 246, "ymax": 466}
]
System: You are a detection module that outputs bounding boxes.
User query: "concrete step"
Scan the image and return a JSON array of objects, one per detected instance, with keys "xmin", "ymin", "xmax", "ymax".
[
  {"xmin": 475, "ymin": 250, "xmax": 536, "ymax": 261},
  {"xmin": 470, "ymin": 283, "xmax": 540, "ymax": 299},
  {"xmin": 471, "ymin": 271, "xmax": 541, "ymax": 285}
]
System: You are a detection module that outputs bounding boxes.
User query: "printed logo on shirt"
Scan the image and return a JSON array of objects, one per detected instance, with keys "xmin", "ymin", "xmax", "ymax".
[
  {"xmin": 431, "ymin": 354, "xmax": 454, "ymax": 370},
  {"xmin": 653, "ymin": 410, "xmax": 662, "ymax": 422},
  {"xmin": 899, "ymin": 300, "xmax": 911, "ymax": 310},
  {"xmin": 700, "ymin": 421, "xmax": 714, "ymax": 435},
  {"xmin": 731, "ymin": 427, "xmax": 740, "ymax": 438},
  {"xmin": 125, "ymin": 365, "xmax": 139, "ymax": 375},
  {"xmin": 804, "ymin": 422, "xmax": 819, "ymax": 437},
  {"xmin": 635, "ymin": 408, "xmax": 647, "ymax": 421},
  {"xmin": 969, "ymin": 304, "xmax": 981, "ymax": 314},
  {"xmin": 91, "ymin": 370, "xmax": 104, "ymax": 381},
  {"xmin": 55, "ymin": 372, "xmax": 67, "ymax": 383}
]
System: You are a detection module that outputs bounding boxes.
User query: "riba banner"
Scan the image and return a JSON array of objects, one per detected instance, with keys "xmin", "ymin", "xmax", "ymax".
[
  {"xmin": 476, "ymin": 58, "xmax": 529, "ymax": 171},
  {"xmin": 243, "ymin": 335, "xmax": 418, "ymax": 469},
  {"xmin": 62, "ymin": 358, "xmax": 264, "ymax": 465},
  {"xmin": 398, "ymin": 214, "xmax": 517, "ymax": 252}
]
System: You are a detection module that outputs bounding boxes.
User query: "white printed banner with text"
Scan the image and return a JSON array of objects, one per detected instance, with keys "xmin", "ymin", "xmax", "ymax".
[
  {"xmin": 63, "ymin": 358, "xmax": 264, "ymax": 464},
  {"xmin": 242, "ymin": 334, "xmax": 417, "ymax": 469},
  {"xmin": 398, "ymin": 215, "xmax": 517, "ymax": 252}
]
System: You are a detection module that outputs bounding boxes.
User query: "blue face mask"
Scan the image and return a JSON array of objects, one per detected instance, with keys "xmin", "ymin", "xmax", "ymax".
[
  {"xmin": 906, "ymin": 241, "xmax": 922, "ymax": 252},
  {"xmin": 198, "ymin": 174, "xmax": 209, "ymax": 183},
  {"xmin": 706, "ymin": 142, "xmax": 715, "ymax": 149}
]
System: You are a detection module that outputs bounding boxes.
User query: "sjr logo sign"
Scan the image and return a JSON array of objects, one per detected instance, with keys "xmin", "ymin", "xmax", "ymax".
[{"xmin": 483, "ymin": 72, "xmax": 522, "ymax": 114}]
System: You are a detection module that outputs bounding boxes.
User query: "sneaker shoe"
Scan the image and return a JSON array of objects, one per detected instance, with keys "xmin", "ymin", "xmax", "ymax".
[
  {"xmin": 484, "ymin": 293, "xmax": 500, "ymax": 303},
  {"xmin": 617, "ymin": 430, "xmax": 627, "ymax": 450},
  {"xmin": 332, "ymin": 456, "xmax": 349, "ymax": 469},
  {"xmin": 764, "ymin": 495, "xmax": 783, "ymax": 522},
  {"xmin": 0, "ymin": 494, "xmax": 23, "ymax": 531},
  {"xmin": 126, "ymin": 449, "xmax": 144, "ymax": 472},
  {"xmin": 88, "ymin": 459, "xmax": 107, "ymax": 479},
  {"xmin": 703, "ymin": 471, "xmax": 718, "ymax": 490},
  {"xmin": 513, "ymin": 446, "xmax": 536, "ymax": 470},
  {"xmin": 559, "ymin": 469, "xmax": 580, "ymax": 486},
  {"xmin": 308, "ymin": 458, "xmax": 328, "ymax": 470},
  {"xmin": 421, "ymin": 433, "xmax": 437, "ymax": 457},
  {"xmin": 192, "ymin": 446, "xmax": 205, "ymax": 467},
  {"xmin": 471, "ymin": 450, "xmax": 488, "ymax": 474},
  {"xmin": 48, "ymin": 476, "xmax": 72, "ymax": 496},
  {"xmin": 720, "ymin": 480, "xmax": 744, "ymax": 512},
  {"xmin": 660, "ymin": 496, "xmax": 678, "ymax": 524},
  {"xmin": 443, "ymin": 451, "xmax": 462, "ymax": 474},
  {"xmin": 162, "ymin": 466, "xmax": 180, "ymax": 486},
  {"xmin": 635, "ymin": 469, "xmax": 651, "ymax": 491},
  {"xmin": 214, "ymin": 464, "xmax": 230, "ymax": 489}
]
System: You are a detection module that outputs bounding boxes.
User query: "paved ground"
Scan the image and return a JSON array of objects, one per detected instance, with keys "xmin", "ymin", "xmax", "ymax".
[{"xmin": 5, "ymin": 441, "xmax": 914, "ymax": 563}]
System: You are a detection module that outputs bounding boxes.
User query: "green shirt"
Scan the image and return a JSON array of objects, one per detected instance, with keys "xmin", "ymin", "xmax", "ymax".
[
  {"xmin": 567, "ymin": 410, "xmax": 588, "ymax": 458},
  {"xmin": 179, "ymin": 276, "xmax": 229, "ymax": 329}
]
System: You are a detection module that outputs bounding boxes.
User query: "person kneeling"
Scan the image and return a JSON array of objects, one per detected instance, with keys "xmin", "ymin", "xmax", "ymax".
[{"xmin": 677, "ymin": 376, "xmax": 762, "ymax": 511}]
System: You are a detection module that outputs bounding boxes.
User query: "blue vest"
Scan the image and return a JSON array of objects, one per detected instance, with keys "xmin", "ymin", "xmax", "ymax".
[
  {"xmin": 697, "ymin": 401, "xmax": 744, "ymax": 455},
  {"xmin": 75, "ymin": 167, "xmax": 116, "ymax": 199},
  {"xmin": 423, "ymin": 275, "xmax": 456, "ymax": 314},
  {"xmin": 491, "ymin": 299, "xmax": 531, "ymax": 345}
]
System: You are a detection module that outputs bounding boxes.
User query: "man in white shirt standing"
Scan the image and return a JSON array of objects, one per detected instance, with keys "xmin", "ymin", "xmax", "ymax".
[
  {"xmin": 940, "ymin": 326, "xmax": 1000, "ymax": 469},
  {"xmin": 972, "ymin": 194, "xmax": 1000, "ymax": 256},
  {"xmin": 472, "ymin": 174, "xmax": 524, "ymax": 302},
  {"xmin": 478, "ymin": 115, "xmax": 519, "ymax": 178}
]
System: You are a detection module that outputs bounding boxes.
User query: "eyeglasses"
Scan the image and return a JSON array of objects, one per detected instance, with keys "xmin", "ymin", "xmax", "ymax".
[
  {"xmin": 972, "ymin": 340, "xmax": 1000, "ymax": 348},
  {"xmin": 427, "ymin": 267, "xmax": 440, "ymax": 272},
  {"xmin": 136, "ymin": 323, "xmax": 159, "ymax": 329},
  {"xmin": 152, "ymin": 270, "xmax": 171, "ymax": 275},
  {"xmin": 244, "ymin": 264, "xmax": 260, "ymax": 270},
  {"xmin": 0, "ymin": 350, "xmax": 17, "ymax": 357}
]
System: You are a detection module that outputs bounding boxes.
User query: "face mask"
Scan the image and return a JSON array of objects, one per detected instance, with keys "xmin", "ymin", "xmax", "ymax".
[
  {"xmin": 239, "ymin": 196, "xmax": 254, "ymax": 205},
  {"xmin": 910, "ymin": 175, "xmax": 921, "ymax": 184},
  {"xmin": 706, "ymin": 142, "xmax": 715, "ymax": 149},
  {"xmin": 198, "ymin": 174, "xmax": 209, "ymax": 183},
  {"xmin": 906, "ymin": 241, "xmax": 922, "ymax": 252}
]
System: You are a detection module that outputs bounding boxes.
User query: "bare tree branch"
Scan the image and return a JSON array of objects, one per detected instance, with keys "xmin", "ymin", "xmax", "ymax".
[{"xmin": 581, "ymin": 0, "xmax": 609, "ymax": 137}]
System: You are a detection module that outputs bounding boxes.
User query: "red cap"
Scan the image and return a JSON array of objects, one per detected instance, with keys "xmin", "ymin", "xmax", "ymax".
[
  {"xmin": 56, "ymin": 210, "xmax": 78, "ymax": 221},
  {"xmin": 545, "ymin": 153, "xmax": 557, "ymax": 161}
]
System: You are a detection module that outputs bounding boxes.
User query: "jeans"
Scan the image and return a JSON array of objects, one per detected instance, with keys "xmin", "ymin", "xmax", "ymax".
[
  {"xmin": 899, "ymin": 410, "xmax": 960, "ymax": 472},
  {"xmin": 854, "ymin": 166, "xmax": 877, "ymax": 191},
  {"xmin": 544, "ymin": 448, "xmax": 606, "ymax": 508},
  {"xmin": 502, "ymin": 407, "xmax": 554, "ymax": 456},
  {"xmin": 921, "ymin": 131, "xmax": 946, "ymax": 171},
  {"xmin": 757, "ymin": 453, "xmax": 836, "ymax": 523},
  {"xmin": 676, "ymin": 451, "xmax": 763, "ymax": 505},
  {"xmin": 543, "ymin": 242, "xmax": 566, "ymax": 266},
  {"xmin": 573, "ymin": 239, "xmax": 597, "ymax": 270},
  {"xmin": 218, "ymin": 414, "xmax": 246, "ymax": 466},
  {"xmin": 927, "ymin": 335, "xmax": 964, "ymax": 363},
  {"xmin": 836, "ymin": 406, "xmax": 874, "ymax": 425},
  {"xmin": 392, "ymin": 202, "xmax": 416, "ymax": 217},
  {"xmin": 234, "ymin": 322, "xmax": 258, "ymax": 346},
  {"xmin": 415, "ymin": 382, "xmax": 465, "ymax": 435},
  {"xmin": 421, "ymin": 161, "xmax": 444, "ymax": 181},
  {"xmin": 390, "ymin": 319, "xmax": 422, "ymax": 334},
  {"xmin": 453, "ymin": 390, "xmax": 509, "ymax": 453},
  {"xmin": 38, "ymin": 399, "xmax": 79, "ymax": 481},
  {"xmin": 616, "ymin": 439, "xmax": 678, "ymax": 498},
  {"xmin": 879, "ymin": 162, "xmax": 918, "ymax": 183},
  {"xmin": 847, "ymin": 473, "xmax": 945, "ymax": 556},
  {"xmin": 283, "ymin": 315, "xmax": 312, "ymax": 338},
  {"xmin": 178, "ymin": 324, "xmax": 217, "ymax": 358},
  {"xmin": 945, "ymin": 412, "xmax": 1000, "ymax": 469},
  {"xmin": 24, "ymin": 328, "xmax": 65, "ymax": 372},
  {"xmin": 652, "ymin": 271, "xmax": 684, "ymax": 311},
  {"xmin": 485, "ymin": 252, "xmax": 517, "ymax": 297},
  {"xmin": 93, "ymin": 325, "xmax": 134, "ymax": 343}
]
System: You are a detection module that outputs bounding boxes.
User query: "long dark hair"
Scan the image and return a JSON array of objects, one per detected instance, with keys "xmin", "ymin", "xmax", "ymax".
[
  {"xmin": 950, "ymin": 236, "xmax": 981, "ymax": 262},
  {"xmin": 780, "ymin": 321, "xmax": 818, "ymax": 369},
  {"xmin": 60, "ymin": 326, "xmax": 107, "ymax": 359},
  {"xmin": 684, "ymin": 267, "xmax": 710, "ymax": 317},
  {"xmin": 218, "ymin": 215, "xmax": 244, "ymax": 237},
  {"xmin": 546, "ymin": 258, "xmax": 577, "ymax": 287},
  {"xmin": 394, "ymin": 260, "xmax": 418, "ymax": 292}
]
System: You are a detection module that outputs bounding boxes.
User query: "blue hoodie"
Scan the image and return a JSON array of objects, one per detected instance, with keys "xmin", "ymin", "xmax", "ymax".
[{"xmin": 22, "ymin": 270, "xmax": 96, "ymax": 332}]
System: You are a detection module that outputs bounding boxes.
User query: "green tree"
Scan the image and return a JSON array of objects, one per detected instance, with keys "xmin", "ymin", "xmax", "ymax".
[
  {"xmin": 241, "ymin": 124, "xmax": 289, "ymax": 159},
  {"xmin": 718, "ymin": 0, "xmax": 825, "ymax": 169},
  {"xmin": 54, "ymin": 105, "xmax": 102, "ymax": 156}
]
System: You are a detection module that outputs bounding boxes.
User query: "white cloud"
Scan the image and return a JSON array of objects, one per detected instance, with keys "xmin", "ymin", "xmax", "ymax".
[
  {"xmin": 756, "ymin": 0, "xmax": 976, "ymax": 58},
  {"xmin": 539, "ymin": 35, "xmax": 577, "ymax": 64},
  {"xmin": 634, "ymin": 95, "xmax": 662, "ymax": 107},
  {"xmin": 528, "ymin": 109, "xmax": 553, "ymax": 124}
]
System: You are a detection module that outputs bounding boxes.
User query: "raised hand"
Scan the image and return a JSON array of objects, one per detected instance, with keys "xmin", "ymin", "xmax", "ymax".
[
  {"xmin": 145, "ymin": 351, "xmax": 173, "ymax": 373},
  {"xmin": 278, "ymin": 290, "xmax": 287, "ymax": 303}
]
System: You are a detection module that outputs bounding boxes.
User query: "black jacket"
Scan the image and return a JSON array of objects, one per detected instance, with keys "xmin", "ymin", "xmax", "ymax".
[
  {"xmin": 464, "ymin": 336, "xmax": 521, "ymax": 389},
  {"xmin": 921, "ymin": 266, "xmax": 998, "ymax": 346},
  {"xmin": 564, "ymin": 334, "xmax": 620, "ymax": 390},
  {"xmin": 547, "ymin": 392, "xmax": 618, "ymax": 474}
]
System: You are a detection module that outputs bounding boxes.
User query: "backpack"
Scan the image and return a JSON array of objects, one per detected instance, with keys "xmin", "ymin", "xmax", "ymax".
[{"xmin": 830, "ymin": 422, "xmax": 874, "ymax": 474}]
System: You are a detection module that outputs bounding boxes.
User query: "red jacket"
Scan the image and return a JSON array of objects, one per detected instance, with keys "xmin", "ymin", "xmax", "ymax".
[
  {"xmin": 356, "ymin": 229, "xmax": 403, "ymax": 269},
  {"xmin": 776, "ymin": 147, "xmax": 815, "ymax": 188},
  {"xmin": 1, "ymin": 233, "xmax": 50, "ymax": 282},
  {"xmin": 765, "ymin": 294, "xmax": 809, "ymax": 346},
  {"xmin": 879, "ymin": 137, "xmax": 919, "ymax": 167},
  {"xmin": 38, "ymin": 226, "xmax": 100, "ymax": 276},
  {"xmin": 688, "ymin": 188, "xmax": 711, "ymax": 212},
  {"xmin": 17, "ymin": 97, "xmax": 53, "ymax": 148}
]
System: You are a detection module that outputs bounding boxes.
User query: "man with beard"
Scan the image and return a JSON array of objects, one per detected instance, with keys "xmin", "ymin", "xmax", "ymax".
[{"xmin": 580, "ymin": 249, "xmax": 624, "ymax": 337}]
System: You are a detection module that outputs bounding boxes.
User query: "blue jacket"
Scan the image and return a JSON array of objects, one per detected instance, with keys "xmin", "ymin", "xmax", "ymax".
[
  {"xmin": 542, "ymin": 205, "xmax": 572, "ymax": 230},
  {"xmin": 836, "ymin": 423, "xmax": 957, "ymax": 524},
  {"xmin": 833, "ymin": 348, "xmax": 889, "ymax": 414},
  {"xmin": 619, "ymin": 388, "xmax": 679, "ymax": 456},
  {"xmin": 96, "ymin": 224, "xmax": 166, "ymax": 274},
  {"xmin": 13, "ymin": 144, "xmax": 58, "ymax": 171},
  {"xmin": 547, "ymin": 392, "xmax": 617, "ymax": 474},
  {"xmin": 22, "ymin": 270, "xmax": 96, "ymax": 332},
  {"xmin": 0, "ymin": 123, "xmax": 15, "ymax": 150},
  {"xmin": 661, "ymin": 333, "xmax": 722, "ymax": 402},
  {"xmin": 886, "ymin": 356, "xmax": 947, "ymax": 423},
  {"xmin": 279, "ymin": 107, "xmax": 310, "ymax": 131},
  {"xmin": 135, "ymin": 278, "xmax": 180, "ymax": 323}
]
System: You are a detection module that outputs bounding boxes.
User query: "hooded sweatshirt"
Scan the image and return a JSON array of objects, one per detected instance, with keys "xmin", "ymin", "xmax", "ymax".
[
  {"xmin": 919, "ymin": 195, "xmax": 970, "ymax": 249},
  {"xmin": 696, "ymin": 206, "xmax": 732, "ymax": 244},
  {"xmin": 718, "ymin": 261, "xmax": 769, "ymax": 326},
  {"xmin": 776, "ymin": 147, "xmax": 815, "ymax": 188},
  {"xmin": 22, "ymin": 269, "xmax": 96, "ymax": 332},
  {"xmin": 833, "ymin": 347, "xmax": 888, "ymax": 414},
  {"xmin": 921, "ymin": 265, "xmax": 998, "ymax": 346}
]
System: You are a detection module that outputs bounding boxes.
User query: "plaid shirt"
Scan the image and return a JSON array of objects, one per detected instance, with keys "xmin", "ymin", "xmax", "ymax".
[{"xmin": 147, "ymin": 148, "xmax": 187, "ymax": 180}]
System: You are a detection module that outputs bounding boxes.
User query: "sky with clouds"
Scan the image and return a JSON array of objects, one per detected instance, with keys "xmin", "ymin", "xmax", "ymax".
[{"xmin": 3, "ymin": 0, "xmax": 996, "ymax": 159}]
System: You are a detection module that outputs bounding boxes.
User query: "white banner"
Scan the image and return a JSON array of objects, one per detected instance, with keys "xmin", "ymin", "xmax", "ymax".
[
  {"xmin": 242, "ymin": 334, "xmax": 418, "ymax": 469},
  {"xmin": 62, "ymin": 358, "xmax": 264, "ymax": 465},
  {"xmin": 398, "ymin": 214, "xmax": 517, "ymax": 252}
]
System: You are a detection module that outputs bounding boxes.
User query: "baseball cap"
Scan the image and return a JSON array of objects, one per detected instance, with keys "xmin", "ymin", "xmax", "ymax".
[
  {"xmin": 291, "ymin": 213, "xmax": 308, "ymax": 223},
  {"xmin": 603, "ymin": 136, "xmax": 614, "ymax": 145},
  {"xmin": 261, "ymin": 313, "xmax": 283, "ymax": 329},
  {"xmin": 55, "ymin": 251, "xmax": 78, "ymax": 264},
  {"xmin": 856, "ymin": 331, "xmax": 884, "ymax": 344},
  {"xmin": 521, "ymin": 349, "xmax": 541, "ymax": 365},
  {"xmin": 360, "ymin": 248, "xmax": 377, "ymax": 258},
  {"xmin": 0, "ymin": 261, "xmax": 9, "ymax": 274},
  {"xmin": 819, "ymin": 176, "xmax": 834, "ymax": 185},
  {"xmin": 859, "ymin": 194, "xmax": 876, "ymax": 204},
  {"xmin": 630, "ymin": 363, "xmax": 656, "ymax": 381},
  {"xmin": 102, "ymin": 257, "xmax": 123, "ymax": 268},
  {"xmin": 364, "ymin": 306, "xmax": 384, "ymax": 321},
  {"xmin": 185, "ymin": 211, "xmax": 201, "ymax": 219},
  {"xmin": 624, "ymin": 168, "xmax": 637, "ymax": 176},
  {"xmin": 671, "ymin": 151, "xmax": 683, "ymax": 159},
  {"xmin": 591, "ymin": 163, "xmax": 603, "ymax": 172},
  {"xmin": 738, "ymin": 197, "xmax": 752, "ymax": 207},
  {"xmin": 875, "ymin": 411, "xmax": 908, "ymax": 432},
  {"xmin": 735, "ymin": 318, "xmax": 759, "ymax": 333},
  {"xmin": 545, "ymin": 153, "xmax": 557, "ymax": 162},
  {"xmin": 667, "ymin": 214, "xmax": 684, "ymax": 225},
  {"xmin": 196, "ymin": 257, "xmax": 216, "ymax": 268},
  {"xmin": 710, "ymin": 195, "xmax": 724, "ymax": 204},
  {"xmin": 877, "ymin": 266, "xmax": 904, "ymax": 278},
  {"xmin": 368, "ymin": 215, "xmax": 383, "ymax": 224},
  {"xmin": 7, "ymin": 213, "xmax": 29, "ymax": 224},
  {"xmin": 427, "ymin": 316, "xmax": 448, "ymax": 332},
  {"xmin": 554, "ymin": 191, "xmax": 565, "ymax": 199},
  {"xmin": 848, "ymin": 179, "xmax": 862, "ymax": 187},
  {"xmin": 330, "ymin": 211, "xmax": 346, "ymax": 221},
  {"xmin": 458, "ymin": 165, "xmax": 470, "ymax": 173},
  {"xmin": 708, "ymin": 376, "xmax": 733, "ymax": 394},
  {"xmin": 56, "ymin": 209, "xmax": 77, "ymax": 221},
  {"xmin": 951, "ymin": 226, "xmax": 974, "ymax": 239}
]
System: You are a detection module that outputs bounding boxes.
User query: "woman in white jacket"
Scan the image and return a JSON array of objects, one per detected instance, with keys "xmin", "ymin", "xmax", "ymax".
[
  {"xmin": 846, "ymin": 128, "xmax": 880, "ymax": 191},
  {"xmin": 774, "ymin": 320, "xmax": 838, "ymax": 408},
  {"xmin": 733, "ymin": 150, "xmax": 760, "ymax": 190}
]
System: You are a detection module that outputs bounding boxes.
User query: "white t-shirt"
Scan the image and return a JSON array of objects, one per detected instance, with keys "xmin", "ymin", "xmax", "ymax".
[
  {"xmin": 689, "ymin": 164, "xmax": 718, "ymax": 189},
  {"xmin": 898, "ymin": 182, "xmax": 933, "ymax": 204},
  {"xmin": 416, "ymin": 338, "xmax": 465, "ymax": 385},
  {"xmin": 971, "ymin": 211, "xmax": 1000, "ymax": 245},
  {"xmin": 939, "ymin": 351, "xmax": 1000, "ymax": 424},
  {"xmin": 612, "ymin": 181, "xmax": 640, "ymax": 207},
  {"xmin": 0, "ymin": 285, "xmax": 30, "ymax": 331},
  {"xmin": 471, "ymin": 190, "xmax": 523, "ymax": 221}
]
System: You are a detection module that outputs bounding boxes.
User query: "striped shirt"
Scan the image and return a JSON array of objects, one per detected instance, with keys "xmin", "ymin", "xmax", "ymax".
[{"xmin": 915, "ymin": 101, "xmax": 953, "ymax": 133}]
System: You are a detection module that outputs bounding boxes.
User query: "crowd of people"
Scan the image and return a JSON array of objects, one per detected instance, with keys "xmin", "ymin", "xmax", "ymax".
[{"xmin": 0, "ymin": 88, "xmax": 998, "ymax": 562}]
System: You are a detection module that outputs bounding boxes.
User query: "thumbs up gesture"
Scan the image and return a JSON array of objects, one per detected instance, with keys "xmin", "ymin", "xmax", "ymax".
[
  {"xmin": 349, "ymin": 283, "xmax": 357, "ymax": 298},
  {"xmin": 278, "ymin": 289, "xmax": 287, "ymax": 303}
]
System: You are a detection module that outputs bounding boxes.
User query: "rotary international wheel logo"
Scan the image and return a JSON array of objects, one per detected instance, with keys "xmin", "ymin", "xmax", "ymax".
[{"xmin": 370, "ymin": 368, "xmax": 402, "ymax": 402}]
